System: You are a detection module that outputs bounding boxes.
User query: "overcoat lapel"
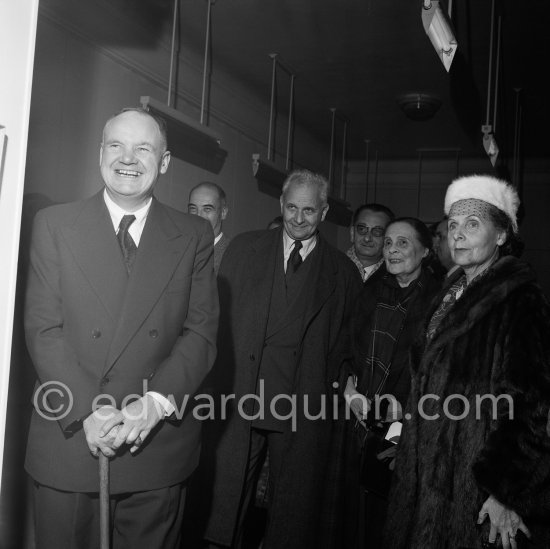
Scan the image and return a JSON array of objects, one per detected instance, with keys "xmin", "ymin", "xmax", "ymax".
[
  {"xmin": 61, "ymin": 191, "xmax": 128, "ymax": 322},
  {"xmin": 104, "ymin": 199, "xmax": 192, "ymax": 372},
  {"xmin": 300, "ymin": 236, "xmax": 336, "ymax": 339},
  {"xmin": 246, "ymin": 229, "xmax": 280, "ymax": 346}
]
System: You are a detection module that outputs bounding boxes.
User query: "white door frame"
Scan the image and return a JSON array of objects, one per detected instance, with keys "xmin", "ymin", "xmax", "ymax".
[{"xmin": 0, "ymin": 0, "xmax": 40, "ymax": 484}]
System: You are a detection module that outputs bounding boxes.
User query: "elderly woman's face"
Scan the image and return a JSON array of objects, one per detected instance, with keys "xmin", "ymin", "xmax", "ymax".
[
  {"xmin": 447, "ymin": 214, "xmax": 505, "ymax": 269},
  {"xmin": 383, "ymin": 222, "xmax": 428, "ymax": 281}
]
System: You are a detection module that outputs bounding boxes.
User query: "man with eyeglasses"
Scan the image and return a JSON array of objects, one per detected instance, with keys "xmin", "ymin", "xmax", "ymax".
[{"xmin": 347, "ymin": 203, "xmax": 395, "ymax": 282}]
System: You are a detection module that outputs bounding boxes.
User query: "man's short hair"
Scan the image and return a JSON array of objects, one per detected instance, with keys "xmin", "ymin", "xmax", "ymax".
[
  {"xmin": 189, "ymin": 181, "xmax": 227, "ymax": 207},
  {"xmin": 281, "ymin": 170, "xmax": 329, "ymax": 205},
  {"xmin": 352, "ymin": 203, "xmax": 395, "ymax": 225},
  {"xmin": 103, "ymin": 107, "xmax": 168, "ymax": 153}
]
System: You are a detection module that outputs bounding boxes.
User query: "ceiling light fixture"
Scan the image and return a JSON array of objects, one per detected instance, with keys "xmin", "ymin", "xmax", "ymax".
[
  {"xmin": 397, "ymin": 93, "xmax": 442, "ymax": 121},
  {"xmin": 422, "ymin": 0, "xmax": 458, "ymax": 72}
]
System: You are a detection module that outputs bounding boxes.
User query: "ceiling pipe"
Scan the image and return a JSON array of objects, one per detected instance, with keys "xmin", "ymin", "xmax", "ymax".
[
  {"xmin": 267, "ymin": 53, "xmax": 278, "ymax": 161},
  {"xmin": 364, "ymin": 139, "xmax": 370, "ymax": 203},
  {"xmin": 373, "ymin": 149, "xmax": 379, "ymax": 203},
  {"xmin": 200, "ymin": 0, "xmax": 215, "ymax": 125},
  {"xmin": 341, "ymin": 119, "xmax": 348, "ymax": 201},
  {"xmin": 285, "ymin": 74, "xmax": 295, "ymax": 171},
  {"xmin": 484, "ymin": 0, "xmax": 496, "ymax": 129},
  {"xmin": 482, "ymin": 0, "xmax": 499, "ymax": 166},
  {"xmin": 513, "ymin": 88, "xmax": 523, "ymax": 191},
  {"xmin": 167, "ymin": 0, "xmax": 179, "ymax": 107},
  {"xmin": 328, "ymin": 108, "xmax": 350, "ymax": 200},
  {"xmin": 328, "ymin": 108, "xmax": 336, "ymax": 192},
  {"xmin": 492, "ymin": 15, "xmax": 502, "ymax": 134}
]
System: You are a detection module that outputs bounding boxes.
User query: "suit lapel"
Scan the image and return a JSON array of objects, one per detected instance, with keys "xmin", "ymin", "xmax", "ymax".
[
  {"xmin": 105, "ymin": 199, "xmax": 192, "ymax": 371},
  {"xmin": 61, "ymin": 191, "xmax": 128, "ymax": 321}
]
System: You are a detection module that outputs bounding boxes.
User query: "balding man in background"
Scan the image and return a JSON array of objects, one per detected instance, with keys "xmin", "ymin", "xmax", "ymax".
[{"xmin": 188, "ymin": 182, "xmax": 230, "ymax": 273}]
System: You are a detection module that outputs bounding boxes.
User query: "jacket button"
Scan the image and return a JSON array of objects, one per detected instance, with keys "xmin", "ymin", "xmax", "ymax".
[
  {"xmin": 149, "ymin": 329, "xmax": 159, "ymax": 339},
  {"xmin": 249, "ymin": 353, "xmax": 255, "ymax": 361},
  {"xmin": 100, "ymin": 377, "xmax": 109, "ymax": 386},
  {"xmin": 92, "ymin": 329, "xmax": 101, "ymax": 339}
]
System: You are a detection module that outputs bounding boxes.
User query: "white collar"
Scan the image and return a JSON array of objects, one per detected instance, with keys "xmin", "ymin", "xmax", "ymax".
[
  {"xmin": 103, "ymin": 189, "xmax": 152, "ymax": 246},
  {"xmin": 282, "ymin": 230, "xmax": 317, "ymax": 259}
]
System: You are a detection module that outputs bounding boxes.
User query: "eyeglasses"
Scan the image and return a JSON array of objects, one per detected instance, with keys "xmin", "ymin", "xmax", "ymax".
[{"xmin": 354, "ymin": 224, "xmax": 385, "ymax": 238}]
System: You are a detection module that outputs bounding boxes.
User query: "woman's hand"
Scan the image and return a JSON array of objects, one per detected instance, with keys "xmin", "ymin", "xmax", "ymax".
[
  {"xmin": 344, "ymin": 376, "xmax": 371, "ymax": 422},
  {"xmin": 377, "ymin": 444, "xmax": 397, "ymax": 471},
  {"xmin": 477, "ymin": 495, "xmax": 531, "ymax": 549}
]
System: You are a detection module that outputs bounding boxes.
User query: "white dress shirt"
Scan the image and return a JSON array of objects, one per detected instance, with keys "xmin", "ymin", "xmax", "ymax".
[
  {"xmin": 282, "ymin": 231, "xmax": 317, "ymax": 272},
  {"xmin": 103, "ymin": 189, "xmax": 151, "ymax": 245}
]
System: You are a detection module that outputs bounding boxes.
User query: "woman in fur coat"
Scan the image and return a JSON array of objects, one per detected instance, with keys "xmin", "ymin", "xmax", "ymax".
[{"xmin": 384, "ymin": 175, "xmax": 550, "ymax": 549}]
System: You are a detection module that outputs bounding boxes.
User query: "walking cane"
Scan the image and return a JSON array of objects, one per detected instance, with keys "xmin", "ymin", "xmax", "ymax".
[{"xmin": 99, "ymin": 453, "xmax": 110, "ymax": 549}]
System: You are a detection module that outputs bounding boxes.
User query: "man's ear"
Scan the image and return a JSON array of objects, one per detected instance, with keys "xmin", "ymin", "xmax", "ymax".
[
  {"xmin": 321, "ymin": 204, "xmax": 329, "ymax": 222},
  {"xmin": 160, "ymin": 151, "xmax": 171, "ymax": 174},
  {"xmin": 99, "ymin": 144, "xmax": 103, "ymax": 167},
  {"xmin": 349, "ymin": 225, "xmax": 355, "ymax": 243},
  {"xmin": 221, "ymin": 206, "xmax": 228, "ymax": 221}
]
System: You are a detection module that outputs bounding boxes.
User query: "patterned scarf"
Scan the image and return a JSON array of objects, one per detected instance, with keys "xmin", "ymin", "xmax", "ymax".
[
  {"xmin": 363, "ymin": 275, "xmax": 423, "ymax": 398},
  {"xmin": 425, "ymin": 274, "xmax": 467, "ymax": 342},
  {"xmin": 426, "ymin": 262, "xmax": 497, "ymax": 342}
]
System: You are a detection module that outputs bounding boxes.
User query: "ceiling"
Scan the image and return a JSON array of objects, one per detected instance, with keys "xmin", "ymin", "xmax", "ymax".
[{"xmin": 85, "ymin": 0, "xmax": 550, "ymax": 163}]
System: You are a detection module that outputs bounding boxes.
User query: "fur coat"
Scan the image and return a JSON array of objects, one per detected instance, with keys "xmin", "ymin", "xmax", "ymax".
[{"xmin": 384, "ymin": 256, "xmax": 550, "ymax": 548}]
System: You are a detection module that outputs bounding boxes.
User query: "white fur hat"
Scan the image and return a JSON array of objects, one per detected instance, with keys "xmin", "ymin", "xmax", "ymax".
[{"xmin": 444, "ymin": 174, "xmax": 520, "ymax": 232}]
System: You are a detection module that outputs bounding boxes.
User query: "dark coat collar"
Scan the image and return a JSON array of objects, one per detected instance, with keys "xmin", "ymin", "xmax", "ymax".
[{"xmin": 423, "ymin": 256, "xmax": 537, "ymax": 355}]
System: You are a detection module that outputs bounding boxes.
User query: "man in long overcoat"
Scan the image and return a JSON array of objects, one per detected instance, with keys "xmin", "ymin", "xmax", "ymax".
[{"xmin": 200, "ymin": 170, "xmax": 362, "ymax": 548}]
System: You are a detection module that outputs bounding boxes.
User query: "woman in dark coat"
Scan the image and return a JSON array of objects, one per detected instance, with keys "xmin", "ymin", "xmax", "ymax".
[
  {"xmin": 385, "ymin": 175, "xmax": 550, "ymax": 549},
  {"xmin": 345, "ymin": 217, "xmax": 441, "ymax": 546}
]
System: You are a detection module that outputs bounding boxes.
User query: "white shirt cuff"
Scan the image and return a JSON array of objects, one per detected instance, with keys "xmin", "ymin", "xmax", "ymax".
[{"xmin": 146, "ymin": 391, "xmax": 175, "ymax": 417}]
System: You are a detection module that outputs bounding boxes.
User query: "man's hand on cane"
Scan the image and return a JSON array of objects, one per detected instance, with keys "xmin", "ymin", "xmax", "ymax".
[
  {"xmin": 83, "ymin": 406, "xmax": 122, "ymax": 458},
  {"xmin": 100, "ymin": 394, "xmax": 164, "ymax": 454}
]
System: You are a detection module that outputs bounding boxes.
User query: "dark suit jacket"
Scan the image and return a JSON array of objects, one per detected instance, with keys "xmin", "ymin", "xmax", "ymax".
[
  {"xmin": 24, "ymin": 191, "xmax": 218, "ymax": 493},
  {"xmin": 213, "ymin": 233, "xmax": 230, "ymax": 274},
  {"xmin": 202, "ymin": 227, "xmax": 362, "ymax": 548}
]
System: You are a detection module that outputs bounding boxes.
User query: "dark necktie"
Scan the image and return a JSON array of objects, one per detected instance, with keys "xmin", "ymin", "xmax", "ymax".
[
  {"xmin": 286, "ymin": 240, "xmax": 303, "ymax": 281},
  {"xmin": 117, "ymin": 214, "xmax": 137, "ymax": 274}
]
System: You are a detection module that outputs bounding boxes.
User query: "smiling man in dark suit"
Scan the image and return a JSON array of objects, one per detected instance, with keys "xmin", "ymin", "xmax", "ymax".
[
  {"xmin": 201, "ymin": 170, "xmax": 362, "ymax": 549},
  {"xmin": 24, "ymin": 107, "xmax": 218, "ymax": 548}
]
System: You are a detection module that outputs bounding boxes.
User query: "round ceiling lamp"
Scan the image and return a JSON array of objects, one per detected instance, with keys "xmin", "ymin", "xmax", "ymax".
[{"xmin": 397, "ymin": 93, "xmax": 442, "ymax": 121}]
